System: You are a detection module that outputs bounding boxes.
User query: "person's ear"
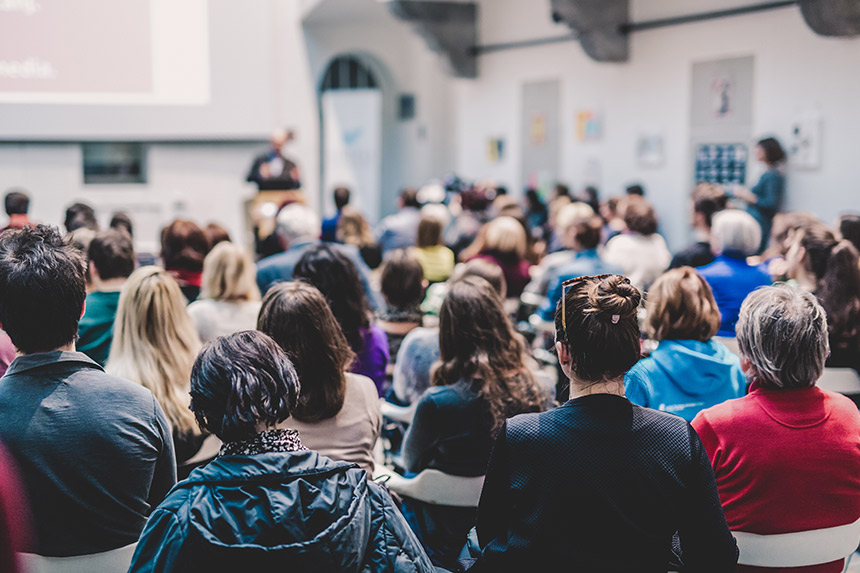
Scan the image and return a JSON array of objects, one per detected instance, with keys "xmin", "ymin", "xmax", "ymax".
[
  {"xmin": 740, "ymin": 356, "xmax": 751, "ymax": 374},
  {"xmin": 555, "ymin": 341, "xmax": 570, "ymax": 367},
  {"xmin": 88, "ymin": 260, "xmax": 99, "ymax": 281}
]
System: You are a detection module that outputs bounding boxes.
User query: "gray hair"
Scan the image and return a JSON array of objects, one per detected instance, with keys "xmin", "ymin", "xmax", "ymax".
[
  {"xmin": 276, "ymin": 203, "xmax": 320, "ymax": 244},
  {"xmin": 711, "ymin": 209, "xmax": 761, "ymax": 256},
  {"xmin": 736, "ymin": 285, "xmax": 829, "ymax": 389}
]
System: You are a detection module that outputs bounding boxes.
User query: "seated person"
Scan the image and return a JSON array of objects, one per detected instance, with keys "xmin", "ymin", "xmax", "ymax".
[
  {"xmin": 77, "ymin": 230, "xmax": 136, "ymax": 365},
  {"xmin": 0, "ymin": 225, "xmax": 175, "ymax": 557},
  {"xmin": 693, "ymin": 286, "xmax": 860, "ymax": 573},
  {"xmin": 625, "ymin": 267, "xmax": 746, "ymax": 421},
  {"xmin": 466, "ymin": 216, "xmax": 532, "ymax": 298},
  {"xmin": 410, "ymin": 214, "xmax": 455, "ymax": 283},
  {"xmin": 129, "ymin": 331, "xmax": 431, "ymax": 572},
  {"xmin": 524, "ymin": 201, "xmax": 594, "ymax": 298},
  {"xmin": 376, "ymin": 250, "xmax": 425, "ymax": 363},
  {"xmin": 258, "ymin": 282, "xmax": 381, "ymax": 474},
  {"xmin": 670, "ymin": 183, "xmax": 727, "ymax": 269},
  {"xmin": 160, "ymin": 219, "xmax": 210, "ymax": 303},
  {"xmin": 698, "ymin": 209, "xmax": 771, "ymax": 336},
  {"xmin": 402, "ymin": 276, "xmax": 552, "ymax": 568},
  {"xmin": 469, "ymin": 275, "xmax": 738, "ymax": 572},
  {"xmin": 602, "ymin": 196, "xmax": 672, "ymax": 290}
]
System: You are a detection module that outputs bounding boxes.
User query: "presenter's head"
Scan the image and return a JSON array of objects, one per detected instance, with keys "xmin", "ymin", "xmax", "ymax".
[{"xmin": 270, "ymin": 128, "xmax": 291, "ymax": 152}]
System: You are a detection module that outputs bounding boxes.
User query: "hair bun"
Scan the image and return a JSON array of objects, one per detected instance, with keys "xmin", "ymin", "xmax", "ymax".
[{"xmin": 589, "ymin": 275, "xmax": 641, "ymax": 320}]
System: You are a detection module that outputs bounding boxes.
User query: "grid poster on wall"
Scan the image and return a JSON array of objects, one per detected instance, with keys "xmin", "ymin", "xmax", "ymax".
[{"xmin": 694, "ymin": 143, "xmax": 747, "ymax": 185}]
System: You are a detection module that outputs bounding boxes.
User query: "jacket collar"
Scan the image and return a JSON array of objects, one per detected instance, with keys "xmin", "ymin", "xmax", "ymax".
[{"xmin": 4, "ymin": 350, "xmax": 104, "ymax": 377}]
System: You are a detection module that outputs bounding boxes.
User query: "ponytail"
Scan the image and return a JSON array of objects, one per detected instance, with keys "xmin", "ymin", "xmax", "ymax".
[{"xmin": 818, "ymin": 239, "xmax": 860, "ymax": 351}]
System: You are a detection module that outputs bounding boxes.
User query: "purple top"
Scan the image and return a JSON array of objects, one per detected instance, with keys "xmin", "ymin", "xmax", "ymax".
[{"xmin": 352, "ymin": 325, "xmax": 390, "ymax": 396}]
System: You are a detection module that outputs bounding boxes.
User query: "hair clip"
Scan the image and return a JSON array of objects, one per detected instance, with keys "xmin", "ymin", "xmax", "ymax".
[{"xmin": 611, "ymin": 314, "xmax": 620, "ymax": 324}]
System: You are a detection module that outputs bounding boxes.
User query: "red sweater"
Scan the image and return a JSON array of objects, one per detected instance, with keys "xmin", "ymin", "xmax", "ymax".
[{"xmin": 692, "ymin": 382, "xmax": 860, "ymax": 573}]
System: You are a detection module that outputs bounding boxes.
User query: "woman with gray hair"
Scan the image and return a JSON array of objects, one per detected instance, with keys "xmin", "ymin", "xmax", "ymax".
[
  {"xmin": 692, "ymin": 286, "xmax": 860, "ymax": 571},
  {"xmin": 697, "ymin": 209, "xmax": 772, "ymax": 336}
]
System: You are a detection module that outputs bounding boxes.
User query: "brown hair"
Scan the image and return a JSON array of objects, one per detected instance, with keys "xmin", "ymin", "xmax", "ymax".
[
  {"xmin": 434, "ymin": 276, "xmax": 545, "ymax": 433},
  {"xmin": 449, "ymin": 258, "xmax": 507, "ymax": 299},
  {"xmin": 572, "ymin": 215, "xmax": 604, "ymax": 250},
  {"xmin": 555, "ymin": 274, "xmax": 641, "ymax": 383},
  {"xmin": 161, "ymin": 219, "xmax": 209, "ymax": 273},
  {"xmin": 204, "ymin": 223, "xmax": 231, "ymax": 247},
  {"xmin": 417, "ymin": 215, "xmax": 444, "ymax": 248},
  {"xmin": 645, "ymin": 268, "xmax": 721, "ymax": 342},
  {"xmin": 257, "ymin": 281, "xmax": 354, "ymax": 423},
  {"xmin": 621, "ymin": 196, "xmax": 658, "ymax": 236},
  {"xmin": 336, "ymin": 206, "xmax": 375, "ymax": 248},
  {"xmin": 380, "ymin": 249, "xmax": 424, "ymax": 309},
  {"xmin": 765, "ymin": 212, "xmax": 819, "ymax": 258},
  {"xmin": 692, "ymin": 183, "xmax": 728, "ymax": 228}
]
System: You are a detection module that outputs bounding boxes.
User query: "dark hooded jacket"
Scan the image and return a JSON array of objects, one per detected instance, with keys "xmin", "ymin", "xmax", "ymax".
[{"xmin": 129, "ymin": 450, "xmax": 433, "ymax": 572}]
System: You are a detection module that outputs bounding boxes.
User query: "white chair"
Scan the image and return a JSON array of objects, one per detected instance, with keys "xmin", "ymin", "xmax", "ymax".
[
  {"xmin": 380, "ymin": 399, "xmax": 417, "ymax": 425},
  {"xmin": 817, "ymin": 368, "xmax": 860, "ymax": 397},
  {"xmin": 19, "ymin": 543, "xmax": 137, "ymax": 573},
  {"xmin": 734, "ymin": 517, "xmax": 860, "ymax": 569},
  {"xmin": 374, "ymin": 467, "xmax": 484, "ymax": 507}
]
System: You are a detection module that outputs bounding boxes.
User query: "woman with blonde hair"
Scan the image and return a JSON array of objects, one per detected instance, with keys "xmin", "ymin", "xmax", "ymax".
[
  {"xmin": 466, "ymin": 216, "xmax": 531, "ymax": 297},
  {"xmin": 187, "ymin": 242, "xmax": 261, "ymax": 343},
  {"xmin": 337, "ymin": 206, "xmax": 382, "ymax": 269},
  {"xmin": 625, "ymin": 267, "xmax": 745, "ymax": 421},
  {"xmin": 107, "ymin": 266, "xmax": 204, "ymax": 466}
]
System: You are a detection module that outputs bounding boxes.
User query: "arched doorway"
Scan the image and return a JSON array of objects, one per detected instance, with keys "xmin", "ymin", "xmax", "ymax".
[{"xmin": 319, "ymin": 55, "xmax": 383, "ymax": 224}]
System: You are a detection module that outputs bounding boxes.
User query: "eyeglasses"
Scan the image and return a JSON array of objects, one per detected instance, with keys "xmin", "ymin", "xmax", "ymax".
[{"xmin": 560, "ymin": 274, "xmax": 615, "ymax": 331}]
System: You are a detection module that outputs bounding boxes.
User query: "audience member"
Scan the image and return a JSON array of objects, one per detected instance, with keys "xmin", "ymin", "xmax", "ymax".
[
  {"xmin": 527, "ymin": 202, "xmax": 595, "ymax": 299},
  {"xmin": 698, "ymin": 209, "xmax": 771, "ymax": 336},
  {"xmin": 540, "ymin": 215, "xmax": 622, "ymax": 322},
  {"xmin": 64, "ymin": 202, "xmax": 98, "ymax": 233},
  {"xmin": 599, "ymin": 196, "xmax": 625, "ymax": 243},
  {"xmin": 838, "ymin": 213, "xmax": 860, "ymax": 258},
  {"xmin": 786, "ymin": 222, "xmax": 860, "ymax": 372},
  {"xmin": 322, "ymin": 185, "xmax": 350, "ymax": 242},
  {"xmin": 603, "ymin": 196, "xmax": 671, "ymax": 289},
  {"xmin": 337, "ymin": 205, "xmax": 382, "ymax": 269},
  {"xmin": 760, "ymin": 211, "xmax": 819, "ymax": 280},
  {"xmin": 107, "ymin": 266, "xmax": 204, "ymax": 466},
  {"xmin": 203, "ymin": 222, "xmax": 231, "ymax": 247},
  {"xmin": 160, "ymin": 219, "xmax": 210, "ymax": 302},
  {"xmin": 670, "ymin": 183, "xmax": 728, "ymax": 269},
  {"xmin": 411, "ymin": 213, "xmax": 455, "ymax": 283},
  {"xmin": 0, "ymin": 443, "xmax": 31, "ymax": 573},
  {"xmin": 256, "ymin": 203, "xmax": 379, "ymax": 305},
  {"xmin": 187, "ymin": 242, "xmax": 261, "ymax": 343},
  {"xmin": 523, "ymin": 189, "xmax": 548, "ymax": 237},
  {"xmin": 294, "ymin": 244, "xmax": 389, "ymax": 394},
  {"xmin": 692, "ymin": 286, "xmax": 860, "ymax": 573},
  {"xmin": 625, "ymin": 267, "xmax": 745, "ymax": 421},
  {"xmin": 77, "ymin": 230, "xmax": 136, "ymax": 365},
  {"xmin": 129, "ymin": 331, "xmax": 432, "ymax": 572},
  {"xmin": 469, "ymin": 274, "xmax": 738, "ymax": 572},
  {"xmin": 258, "ymin": 282, "xmax": 381, "ymax": 473},
  {"xmin": 466, "ymin": 216, "xmax": 531, "ymax": 298},
  {"xmin": 731, "ymin": 137, "xmax": 787, "ymax": 252},
  {"xmin": 396, "ymin": 260, "xmax": 507, "ymax": 404},
  {"xmin": 1, "ymin": 190, "xmax": 30, "ymax": 234},
  {"xmin": 377, "ymin": 187, "xmax": 422, "ymax": 255},
  {"xmin": 0, "ymin": 225, "xmax": 175, "ymax": 557},
  {"xmin": 403, "ymin": 276, "xmax": 550, "ymax": 566},
  {"xmin": 109, "ymin": 211, "xmax": 134, "ymax": 236},
  {"xmin": 447, "ymin": 187, "xmax": 491, "ymax": 258},
  {"xmin": 625, "ymin": 183, "xmax": 645, "ymax": 197},
  {"xmin": 577, "ymin": 185, "xmax": 600, "ymax": 214},
  {"xmin": 377, "ymin": 250, "xmax": 425, "ymax": 362}
]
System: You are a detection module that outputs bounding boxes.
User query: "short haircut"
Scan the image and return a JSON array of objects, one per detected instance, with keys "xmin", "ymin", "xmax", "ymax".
[
  {"xmin": 450, "ymin": 258, "xmax": 507, "ymax": 299},
  {"xmin": 621, "ymin": 196, "xmax": 658, "ymax": 235},
  {"xmin": 626, "ymin": 184, "xmax": 645, "ymax": 196},
  {"xmin": 645, "ymin": 267, "xmax": 721, "ymax": 342},
  {"xmin": 109, "ymin": 212, "xmax": 134, "ymax": 237},
  {"xmin": 555, "ymin": 274, "xmax": 641, "ymax": 383},
  {"xmin": 692, "ymin": 183, "xmax": 728, "ymax": 228},
  {"xmin": 572, "ymin": 215, "xmax": 604, "ymax": 251},
  {"xmin": 380, "ymin": 250, "xmax": 425, "ymax": 308},
  {"xmin": 201, "ymin": 242, "xmax": 260, "ymax": 302},
  {"xmin": 160, "ymin": 219, "xmax": 209, "ymax": 273},
  {"xmin": 757, "ymin": 137, "xmax": 786, "ymax": 165},
  {"xmin": 555, "ymin": 202, "xmax": 595, "ymax": 240},
  {"xmin": 204, "ymin": 223, "xmax": 231, "ymax": 248},
  {"xmin": 190, "ymin": 330, "xmax": 301, "ymax": 442},
  {"xmin": 711, "ymin": 209, "xmax": 761, "ymax": 256},
  {"xmin": 400, "ymin": 187, "xmax": 420, "ymax": 208},
  {"xmin": 333, "ymin": 187, "xmax": 350, "ymax": 209},
  {"xmin": 276, "ymin": 203, "xmax": 320, "ymax": 243},
  {"xmin": 416, "ymin": 215, "xmax": 444, "ymax": 248},
  {"xmin": 64, "ymin": 202, "xmax": 98, "ymax": 233},
  {"xmin": 4, "ymin": 190, "xmax": 29, "ymax": 216},
  {"xmin": 0, "ymin": 225, "xmax": 86, "ymax": 353},
  {"xmin": 737, "ymin": 285, "xmax": 828, "ymax": 389},
  {"xmin": 88, "ymin": 230, "xmax": 135, "ymax": 281}
]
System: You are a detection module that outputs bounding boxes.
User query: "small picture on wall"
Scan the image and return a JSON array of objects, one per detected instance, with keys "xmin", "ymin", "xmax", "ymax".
[
  {"xmin": 636, "ymin": 134, "xmax": 664, "ymax": 168},
  {"xmin": 487, "ymin": 137, "xmax": 505, "ymax": 163},
  {"xmin": 576, "ymin": 110, "xmax": 602, "ymax": 142},
  {"xmin": 711, "ymin": 76, "xmax": 733, "ymax": 119},
  {"xmin": 530, "ymin": 114, "xmax": 546, "ymax": 145}
]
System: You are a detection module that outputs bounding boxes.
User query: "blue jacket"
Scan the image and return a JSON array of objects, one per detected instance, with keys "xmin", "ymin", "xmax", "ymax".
[
  {"xmin": 625, "ymin": 339, "xmax": 746, "ymax": 422},
  {"xmin": 129, "ymin": 451, "xmax": 433, "ymax": 572},
  {"xmin": 696, "ymin": 255, "xmax": 771, "ymax": 336}
]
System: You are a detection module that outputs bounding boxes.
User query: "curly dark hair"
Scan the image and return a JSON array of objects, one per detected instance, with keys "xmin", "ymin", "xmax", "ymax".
[
  {"xmin": 293, "ymin": 244, "xmax": 371, "ymax": 352},
  {"xmin": 434, "ymin": 276, "xmax": 546, "ymax": 433},
  {"xmin": 189, "ymin": 330, "xmax": 301, "ymax": 442}
]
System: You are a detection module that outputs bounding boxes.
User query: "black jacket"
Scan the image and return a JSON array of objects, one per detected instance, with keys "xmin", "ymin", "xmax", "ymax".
[{"xmin": 129, "ymin": 450, "xmax": 433, "ymax": 572}]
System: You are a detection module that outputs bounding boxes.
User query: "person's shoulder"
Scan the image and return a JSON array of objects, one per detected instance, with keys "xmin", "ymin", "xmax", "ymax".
[
  {"xmin": 186, "ymin": 298, "xmax": 214, "ymax": 317},
  {"xmin": 345, "ymin": 372, "xmax": 380, "ymax": 403},
  {"xmin": 820, "ymin": 388, "xmax": 860, "ymax": 421},
  {"xmin": 691, "ymin": 393, "xmax": 753, "ymax": 430}
]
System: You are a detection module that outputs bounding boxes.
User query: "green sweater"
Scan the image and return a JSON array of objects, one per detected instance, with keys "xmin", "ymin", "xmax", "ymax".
[{"xmin": 77, "ymin": 290, "xmax": 121, "ymax": 366}]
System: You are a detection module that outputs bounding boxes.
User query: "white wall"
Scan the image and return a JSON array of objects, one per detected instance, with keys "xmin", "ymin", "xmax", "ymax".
[{"xmin": 454, "ymin": 0, "xmax": 860, "ymax": 249}]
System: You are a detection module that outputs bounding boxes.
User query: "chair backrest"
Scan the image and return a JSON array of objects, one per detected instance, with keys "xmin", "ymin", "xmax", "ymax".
[
  {"xmin": 19, "ymin": 543, "xmax": 137, "ymax": 573},
  {"xmin": 734, "ymin": 517, "xmax": 860, "ymax": 568},
  {"xmin": 377, "ymin": 468, "xmax": 485, "ymax": 507},
  {"xmin": 816, "ymin": 368, "xmax": 860, "ymax": 396},
  {"xmin": 380, "ymin": 400, "xmax": 417, "ymax": 425}
]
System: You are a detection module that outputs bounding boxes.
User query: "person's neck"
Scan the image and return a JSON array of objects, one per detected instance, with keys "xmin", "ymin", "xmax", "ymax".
[
  {"xmin": 91, "ymin": 277, "xmax": 126, "ymax": 292},
  {"xmin": 17, "ymin": 341, "xmax": 76, "ymax": 358},
  {"xmin": 794, "ymin": 269, "xmax": 817, "ymax": 293},
  {"xmin": 569, "ymin": 378, "xmax": 625, "ymax": 399},
  {"xmin": 7, "ymin": 213, "xmax": 28, "ymax": 226}
]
